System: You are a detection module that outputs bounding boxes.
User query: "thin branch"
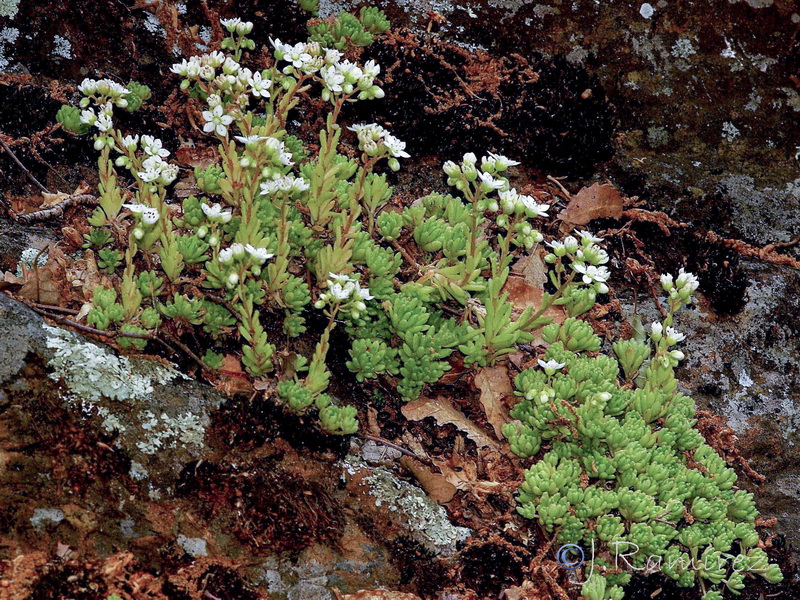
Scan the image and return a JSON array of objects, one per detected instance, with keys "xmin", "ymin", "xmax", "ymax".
[
  {"xmin": 17, "ymin": 194, "xmax": 99, "ymax": 224},
  {"xmin": 0, "ymin": 135, "xmax": 51, "ymax": 194},
  {"xmin": 358, "ymin": 433, "xmax": 435, "ymax": 466},
  {"xmin": 28, "ymin": 305, "xmax": 210, "ymax": 372}
]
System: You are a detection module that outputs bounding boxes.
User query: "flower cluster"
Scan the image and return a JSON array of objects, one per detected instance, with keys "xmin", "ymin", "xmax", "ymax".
[
  {"xmin": 316, "ymin": 273, "xmax": 373, "ymax": 315},
  {"xmin": 349, "ymin": 123, "xmax": 409, "ymax": 170},
  {"xmin": 546, "ymin": 231, "xmax": 610, "ymax": 294}
]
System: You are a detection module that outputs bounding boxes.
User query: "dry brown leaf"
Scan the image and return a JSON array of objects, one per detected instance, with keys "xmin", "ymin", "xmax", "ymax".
[
  {"xmin": 0, "ymin": 271, "xmax": 23, "ymax": 291},
  {"xmin": 175, "ymin": 144, "xmax": 218, "ymax": 168},
  {"xmin": 401, "ymin": 396, "xmax": 499, "ymax": 450},
  {"xmin": 502, "ymin": 276, "xmax": 566, "ymax": 345},
  {"xmin": 558, "ymin": 182, "xmax": 624, "ymax": 225},
  {"xmin": 81, "ymin": 251, "xmax": 102, "ymax": 300},
  {"xmin": 474, "ymin": 364, "xmax": 514, "ymax": 439},
  {"xmin": 400, "ymin": 457, "xmax": 458, "ymax": 503},
  {"xmin": 212, "ymin": 354, "xmax": 253, "ymax": 395},
  {"xmin": 18, "ymin": 267, "xmax": 60, "ymax": 305}
]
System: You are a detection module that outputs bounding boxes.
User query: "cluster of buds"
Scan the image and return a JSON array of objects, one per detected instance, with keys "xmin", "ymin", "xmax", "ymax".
[
  {"xmin": 349, "ymin": 123, "xmax": 409, "ymax": 171},
  {"xmin": 314, "ymin": 273, "xmax": 373, "ymax": 318},
  {"xmin": 218, "ymin": 242, "xmax": 275, "ymax": 287},
  {"xmin": 443, "ymin": 152, "xmax": 510, "ymax": 194},
  {"xmin": 78, "ymin": 78, "xmax": 131, "ymax": 109},
  {"xmin": 660, "ymin": 268, "xmax": 700, "ymax": 305}
]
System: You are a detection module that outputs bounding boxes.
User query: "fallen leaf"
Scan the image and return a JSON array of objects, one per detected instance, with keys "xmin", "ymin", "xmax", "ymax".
[
  {"xmin": 175, "ymin": 144, "xmax": 218, "ymax": 168},
  {"xmin": 81, "ymin": 250, "xmax": 102, "ymax": 300},
  {"xmin": 0, "ymin": 271, "xmax": 23, "ymax": 291},
  {"xmin": 401, "ymin": 457, "xmax": 458, "ymax": 503},
  {"xmin": 18, "ymin": 266, "xmax": 61, "ymax": 305},
  {"xmin": 401, "ymin": 454, "xmax": 505, "ymax": 503},
  {"xmin": 60, "ymin": 226, "xmax": 84, "ymax": 249},
  {"xmin": 558, "ymin": 182, "xmax": 624, "ymax": 226},
  {"xmin": 212, "ymin": 354, "xmax": 254, "ymax": 395},
  {"xmin": 474, "ymin": 364, "xmax": 514, "ymax": 439},
  {"xmin": 502, "ymin": 276, "xmax": 566, "ymax": 344},
  {"xmin": 40, "ymin": 191, "xmax": 70, "ymax": 208},
  {"xmin": 401, "ymin": 396, "xmax": 499, "ymax": 450}
]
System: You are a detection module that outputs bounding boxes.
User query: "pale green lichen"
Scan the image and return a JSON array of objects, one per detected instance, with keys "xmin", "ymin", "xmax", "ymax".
[
  {"xmin": 136, "ymin": 409, "xmax": 207, "ymax": 454},
  {"xmin": 44, "ymin": 323, "xmax": 183, "ymax": 403},
  {"xmin": 0, "ymin": 0, "xmax": 20, "ymax": 19},
  {"xmin": 344, "ymin": 454, "xmax": 471, "ymax": 556}
]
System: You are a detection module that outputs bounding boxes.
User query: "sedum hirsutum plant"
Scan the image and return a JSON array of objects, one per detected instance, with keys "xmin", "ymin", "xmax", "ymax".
[
  {"xmin": 503, "ymin": 271, "xmax": 783, "ymax": 599},
  {"xmin": 60, "ymin": 8, "xmax": 613, "ymax": 435}
]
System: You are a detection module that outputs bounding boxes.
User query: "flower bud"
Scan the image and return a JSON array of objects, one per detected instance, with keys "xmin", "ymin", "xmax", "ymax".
[
  {"xmin": 197, "ymin": 226, "xmax": 208, "ymax": 238},
  {"xmin": 227, "ymin": 273, "xmax": 239, "ymax": 286},
  {"xmin": 94, "ymin": 138, "xmax": 105, "ymax": 151},
  {"xmin": 132, "ymin": 228, "xmax": 144, "ymax": 240},
  {"xmin": 314, "ymin": 299, "xmax": 325, "ymax": 309},
  {"xmin": 208, "ymin": 235, "xmax": 219, "ymax": 246}
]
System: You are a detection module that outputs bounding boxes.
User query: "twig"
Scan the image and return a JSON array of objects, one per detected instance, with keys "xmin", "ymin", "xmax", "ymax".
[
  {"xmin": 546, "ymin": 175, "xmax": 571, "ymax": 201},
  {"xmin": 30, "ymin": 302, "xmax": 80, "ymax": 315},
  {"xmin": 17, "ymin": 194, "xmax": 99, "ymax": 224},
  {"xmin": 359, "ymin": 433, "xmax": 435, "ymax": 466},
  {"xmin": 0, "ymin": 135, "xmax": 51, "ymax": 194},
  {"xmin": 390, "ymin": 239, "xmax": 421, "ymax": 270},
  {"xmin": 203, "ymin": 591, "xmax": 222, "ymax": 600},
  {"xmin": 28, "ymin": 305, "xmax": 210, "ymax": 372}
]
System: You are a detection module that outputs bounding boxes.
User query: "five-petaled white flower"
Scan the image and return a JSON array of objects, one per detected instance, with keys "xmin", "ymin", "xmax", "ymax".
[
  {"xmin": 245, "ymin": 244, "xmax": 274, "ymax": 264},
  {"xmin": 141, "ymin": 208, "xmax": 160, "ymax": 225},
  {"xmin": 329, "ymin": 283, "xmax": 351, "ymax": 301},
  {"xmin": 247, "ymin": 71, "xmax": 271, "ymax": 98},
  {"xmin": 665, "ymin": 326, "xmax": 686, "ymax": 343},
  {"xmin": 141, "ymin": 135, "xmax": 170, "ymax": 158},
  {"xmin": 202, "ymin": 104, "xmax": 233, "ymax": 137},
  {"xmin": 201, "ymin": 202, "xmax": 232, "ymax": 222},
  {"xmin": 577, "ymin": 230, "xmax": 603, "ymax": 244},
  {"xmin": 234, "ymin": 135, "xmax": 268, "ymax": 145},
  {"xmin": 676, "ymin": 268, "xmax": 699, "ymax": 292},
  {"xmin": 478, "ymin": 171, "xmax": 505, "ymax": 191},
  {"xmin": 538, "ymin": 359, "xmax": 566, "ymax": 371},
  {"xmin": 321, "ymin": 65, "xmax": 344, "ymax": 94},
  {"xmin": 329, "ymin": 273, "xmax": 354, "ymax": 282},
  {"xmin": 487, "ymin": 151, "xmax": 520, "ymax": 169},
  {"xmin": 384, "ymin": 134, "xmax": 410, "ymax": 159},
  {"xmin": 123, "ymin": 203, "xmax": 148, "ymax": 214},
  {"xmin": 572, "ymin": 264, "xmax": 610, "ymax": 284}
]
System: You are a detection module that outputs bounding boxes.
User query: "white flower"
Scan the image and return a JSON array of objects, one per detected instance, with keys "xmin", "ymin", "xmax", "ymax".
[
  {"xmin": 538, "ymin": 359, "xmax": 566, "ymax": 371},
  {"xmin": 234, "ymin": 135, "xmax": 268, "ymax": 145},
  {"xmin": 141, "ymin": 135, "xmax": 170, "ymax": 158},
  {"xmin": 676, "ymin": 268, "xmax": 699, "ymax": 292},
  {"xmin": 247, "ymin": 71, "xmax": 272, "ymax": 98},
  {"xmin": 218, "ymin": 247, "xmax": 234, "ymax": 263},
  {"xmin": 78, "ymin": 78, "xmax": 98, "ymax": 95},
  {"xmin": 651, "ymin": 322, "xmax": 663, "ymax": 336},
  {"xmin": 329, "ymin": 282, "xmax": 352, "ymax": 301},
  {"xmin": 321, "ymin": 65, "xmax": 344, "ymax": 94},
  {"xmin": 123, "ymin": 203, "xmax": 147, "ymax": 214},
  {"xmin": 354, "ymin": 283, "xmax": 373, "ymax": 300},
  {"xmin": 259, "ymin": 175, "xmax": 309, "ymax": 195},
  {"xmin": 285, "ymin": 42, "xmax": 312, "ymax": 69},
  {"xmin": 660, "ymin": 273, "xmax": 674, "ymax": 290},
  {"xmin": 478, "ymin": 171, "xmax": 505, "ymax": 190},
  {"xmin": 362, "ymin": 59, "xmax": 380, "ymax": 78},
  {"xmin": 487, "ymin": 151, "xmax": 520, "ymax": 169},
  {"xmin": 220, "ymin": 17, "xmax": 242, "ymax": 31},
  {"xmin": 572, "ymin": 263, "xmax": 610, "ymax": 284},
  {"xmin": 142, "ymin": 208, "xmax": 160, "ymax": 225},
  {"xmin": 159, "ymin": 164, "xmax": 179, "ymax": 186},
  {"xmin": 121, "ymin": 134, "xmax": 139, "ymax": 151},
  {"xmin": 270, "ymin": 37, "xmax": 291, "ymax": 55},
  {"xmin": 80, "ymin": 108, "xmax": 97, "ymax": 126},
  {"xmin": 202, "ymin": 104, "xmax": 233, "ymax": 137},
  {"xmin": 230, "ymin": 243, "xmax": 245, "ymax": 257},
  {"xmin": 328, "ymin": 273, "xmax": 354, "ymax": 282},
  {"xmin": 665, "ymin": 326, "xmax": 686, "ymax": 343},
  {"xmin": 171, "ymin": 59, "xmax": 191, "ymax": 76},
  {"xmin": 577, "ymin": 230, "xmax": 604, "ymax": 244},
  {"xmin": 463, "ymin": 152, "xmax": 478, "ymax": 165},
  {"xmin": 519, "ymin": 194, "xmax": 549, "ymax": 217},
  {"xmin": 384, "ymin": 134, "xmax": 410, "ymax": 159},
  {"xmin": 324, "ymin": 48, "xmax": 342, "ymax": 65},
  {"xmin": 245, "ymin": 244, "xmax": 274, "ymax": 264}
]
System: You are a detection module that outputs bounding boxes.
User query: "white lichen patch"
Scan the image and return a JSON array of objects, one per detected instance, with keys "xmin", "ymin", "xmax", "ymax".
[
  {"xmin": 177, "ymin": 534, "xmax": 208, "ymax": 557},
  {"xmin": 136, "ymin": 410, "xmax": 207, "ymax": 454},
  {"xmin": 0, "ymin": 0, "xmax": 20, "ymax": 18},
  {"xmin": 16, "ymin": 246, "xmax": 48, "ymax": 277},
  {"xmin": 721, "ymin": 121, "xmax": 740, "ymax": 142},
  {"xmin": 344, "ymin": 454, "xmax": 471, "ymax": 556},
  {"xmin": 30, "ymin": 508, "xmax": 64, "ymax": 532},
  {"xmin": 52, "ymin": 34, "xmax": 72, "ymax": 59},
  {"xmin": 671, "ymin": 38, "xmax": 696, "ymax": 60},
  {"xmin": 0, "ymin": 26, "xmax": 18, "ymax": 71},
  {"xmin": 44, "ymin": 324, "xmax": 183, "ymax": 404}
]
